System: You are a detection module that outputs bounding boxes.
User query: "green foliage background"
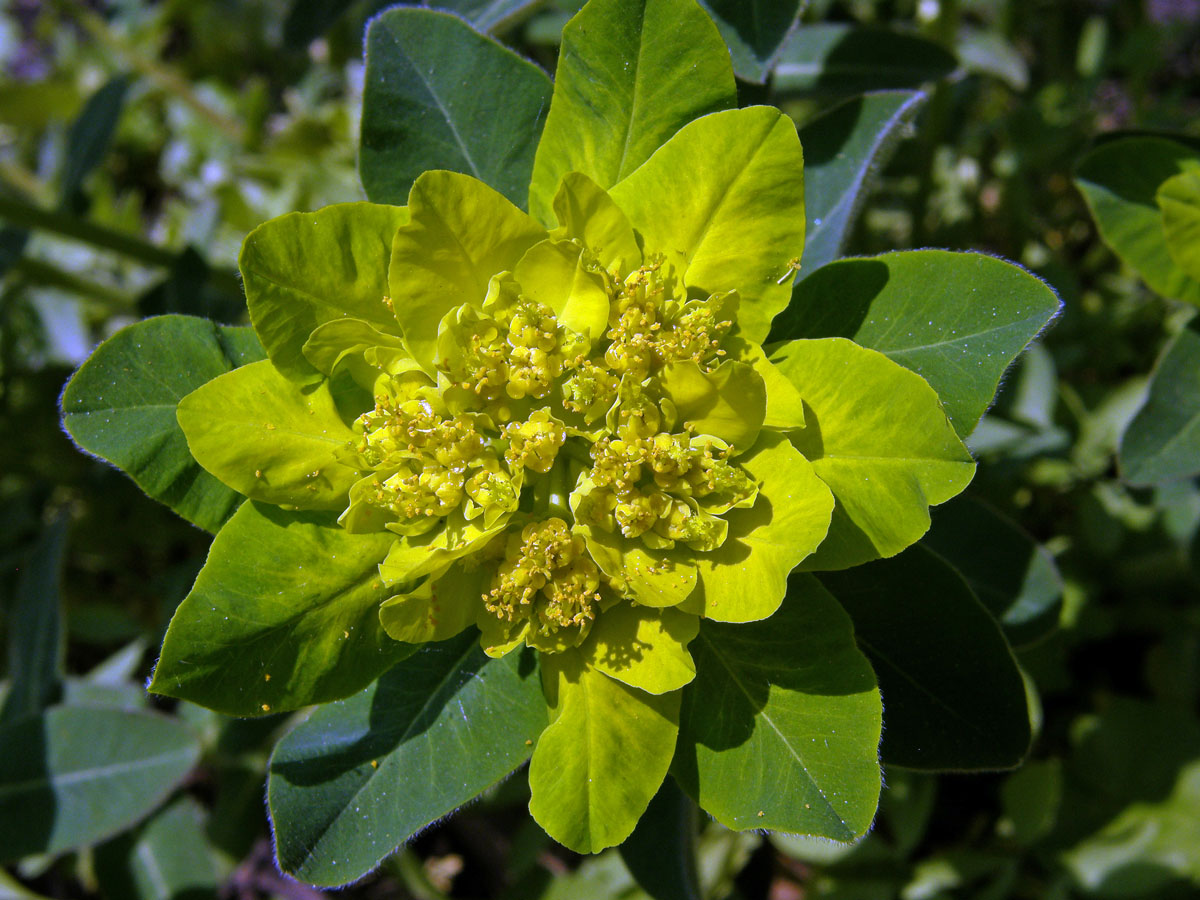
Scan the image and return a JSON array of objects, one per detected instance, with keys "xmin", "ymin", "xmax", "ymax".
[{"xmin": 1, "ymin": 0, "xmax": 1198, "ymax": 898}]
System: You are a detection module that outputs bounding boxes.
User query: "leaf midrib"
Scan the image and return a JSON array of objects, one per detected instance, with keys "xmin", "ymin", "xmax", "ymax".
[
  {"xmin": 385, "ymin": 20, "xmax": 483, "ymax": 180},
  {"xmin": 288, "ymin": 642, "xmax": 483, "ymax": 871},
  {"xmin": 0, "ymin": 748, "xmax": 195, "ymax": 800},
  {"xmin": 699, "ymin": 632, "xmax": 848, "ymax": 829}
]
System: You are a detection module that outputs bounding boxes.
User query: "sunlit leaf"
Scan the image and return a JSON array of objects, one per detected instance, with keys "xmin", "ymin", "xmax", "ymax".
[
  {"xmin": 770, "ymin": 338, "xmax": 974, "ymax": 570},
  {"xmin": 611, "ymin": 107, "xmax": 805, "ymax": 345},
  {"xmin": 774, "ymin": 250, "xmax": 1061, "ymax": 435},
  {"xmin": 150, "ymin": 502, "xmax": 410, "ymax": 717},
  {"xmin": 1075, "ymin": 135, "xmax": 1200, "ymax": 305},
  {"xmin": 60, "ymin": 315, "xmax": 266, "ymax": 533},
  {"xmin": 528, "ymin": 0, "xmax": 736, "ymax": 225},
  {"xmin": 241, "ymin": 202, "xmax": 409, "ymax": 382},
  {"xmin": 529, "ymin": 651, "xmax": 679, "ymax": 853}
]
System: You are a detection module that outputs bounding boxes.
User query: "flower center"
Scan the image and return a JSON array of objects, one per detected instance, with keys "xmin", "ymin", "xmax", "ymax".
[
  {"xmin": 483, "ymin": 518, "xmax": 602, "ymax": 636},
  {"xmin": 349, "ymin": 249, "xmax": 758, "ymax": 648}
]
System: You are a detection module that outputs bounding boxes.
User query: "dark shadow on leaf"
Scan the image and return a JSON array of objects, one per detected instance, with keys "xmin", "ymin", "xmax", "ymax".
[
  {"xmin": 768, "ymin": 258, "xmax": 889, "ymax": 342},
  {"xmin": 269, "ymin": 631, "xmax": 491, "ymax": 788},
  {"xmin": 676, "ymin": 576, "xmax": 878, "ymax": 766}
]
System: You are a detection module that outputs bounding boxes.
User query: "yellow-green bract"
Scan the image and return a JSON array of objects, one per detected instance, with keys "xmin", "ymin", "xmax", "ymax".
[{"xmin": 174, "ymin": 104, "xmax": 974, "ymax": 852}]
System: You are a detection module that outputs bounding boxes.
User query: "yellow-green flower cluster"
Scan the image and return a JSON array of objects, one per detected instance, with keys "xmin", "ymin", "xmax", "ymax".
[{"xmin": 349, "ymin": 245, "xmax": 766, "ymax": 655}]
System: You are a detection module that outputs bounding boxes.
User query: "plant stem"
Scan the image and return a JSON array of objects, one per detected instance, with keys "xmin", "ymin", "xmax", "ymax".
[
  {"xmin": 0, "ymin": 194, "xmax": 175, "ymax": 269},
  {"xmin": 11, "ymin": 257, "xmax": 135, "ymax": 309},
  {"xmin": 0, "ymin": 194, "xmax": 245, "ymax": 303}
]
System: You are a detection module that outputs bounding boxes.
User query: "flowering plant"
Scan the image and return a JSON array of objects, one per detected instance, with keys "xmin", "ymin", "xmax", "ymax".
[{"xmin": 61, "ymin": 0, "xmax": 1059, "ymax": 886}]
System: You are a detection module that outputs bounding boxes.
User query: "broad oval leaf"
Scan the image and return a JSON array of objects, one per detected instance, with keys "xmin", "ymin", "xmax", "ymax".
[
  {"xmin": 770, "ymin": 337, "xmax": 975, "ymax": 570},
  {"xmin": 773, "ymin": 24, "xmax": 957, "ymax": 96},
  {"xmin": 1120, "ymin": 317, "xmax": 1200, "ymax": 485},
  {"xmin": 528, "ymin": 0, "xmax": 736, "ymax": 225},
  {"xmin": 0, "ymin": 706, "xmax": 201, "ymax": 862},
  {"xmin": 610, "ymin": 107, "xmax": 805, "ymax": 344},
  {"xmin": 241, "ymin": 202, "xmax": 409, "ymax": 382},
  {"xmin": 774, "ymin": 250, "xmax": 1062, "ymax": 435},
  {"xmin": 673, "ymin": 575, "xmax": 881, "ymax": 838},
  {"xmin": 93, "ymin": 796, "xmax": 220, "ymax": 900},
  {"xmin": 61, "ymin": 315, "xmax": 266, "ymax": 532},
  {"xmin": 361, "ymin": 8, "xmax": 552, "ymax": 210},
  {"xmin": 819, "ymin": 545, "xmax": 1032, "ymax": 771},
  {"xmin": 1075, "ymin": 135, "xmax": 1200, "ymax": 305},
  {"xmin": 150, "ymin": 502, "xmax": 410, "ymax": 717},
  {"xmin": 176, "ymin": 360, "xmax": 362, "ymax": 510},
  {"xmin": 697, "ymin": 0, "xmax": 803, "ymax": 83},
  {"xmin": 529, "ymin": 651, "xmax": 680, "ymax": 854},
  {"xmin": 922, "ymin": 497, "xmax": 1063, "ymax": 648},
  {"xmin": 797, "ymin": 91, "xmax": 927, "ymax": 273},
  {"xmin": 268, "ymin": 632, "xmax": 547, "ymax": 886}
]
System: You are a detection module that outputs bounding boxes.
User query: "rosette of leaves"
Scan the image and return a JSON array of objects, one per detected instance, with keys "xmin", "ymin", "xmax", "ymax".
[{"xmin": 60, "ymin": 0, "xmax": 1060, "ymax": 886}]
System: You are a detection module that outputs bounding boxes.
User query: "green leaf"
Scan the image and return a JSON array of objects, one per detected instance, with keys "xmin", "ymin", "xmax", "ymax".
[
  {"xmin": 1065, "ymin": 759, "xmax": 1200, "ymax": 897},
  {"xmin": 773, "ymin": 24, "xmax": 957, "ymax": 96},
  {"xmin": 1120, "ymin": 318, "xmax": 1200, "ymax": 485},
  {"xmin": 93, "ymin": 796, "xmax": 220, "ymax": 900},
  {"xmin": 529, "ymin": 652, "xmax": 680, "ymax": 853},
  {"xmin": 922, "ymin": 498, "xmax": 1063, "ymax": 647},
  {"xmin": 770, "ymin": 337, "xmax": 975, "ymax": 570},
  {"xmin": 528, "ymin": 0, "xmax": 736, "ymax": 226},
  {"xmin": 1075, "ymin": 136, "xmax": 1200, "ymax": 305},
  {"xmin": 696, "ymin": 0, "xmax": 803, "ymax": 83},
  {"xmin": 999, "ymin": 760, "xmax": 1061, "ymax": 845},
  {"xmin": 682, "ymin": 430, "xmax": 834, "ymax": 622},
  {"xmin": 774, "ymin": 250, "xmax": 1061, "ymax": 434},
  {"xmin": 361, "ymin": 8, "xmax": 552, "ymax": 210},
  {"xmin": 1159, "ymin": 169, "xmax": 1200, "ymax": 280},
  {"xmin": 241, "ymin": 202, "xmax": 410, "ymax": 382},
  {"xmin": 60, "ymin": 315, "xmax": 266, "ymax": 533},
  {"xmin": 581, "ymin": 604, "xmax": 699, "ymax": 695},
  {"xmin": 819, "ymin": 545, "xmax": 1032, "ymax": 771},
  {"xmin": 610, "ymin": 107, "xmax": 805, "ymax": 345},
  {"xmin": 673, "ymin": 575, "xmax": 881, "ymax": 838},
  {"xmin": 619, "ymin": 777, "xmax": 702, "ymax": 900},
  {"xmin": 0, "ymin": 515, "xmax": 67, "ymax": 726},
  {"xmin": 0, "ymin": 706, "xmax": 201, "ymax": 862},
  {"xmin": 1059, "ymin": 699, "xmax": 1200, "ymax": 895},
  {"xmin": 176, "ymin": 360, "xmax": 362, "ymax": 510},
  {"xmin": 150, "ymin": 502, "xmax": 410, "ymax": 717},
  {"xmin": 390, "ymin": 170, "xmax": 547, "ymax": 371},
  {"xmin": 797, "ymin": 91, "xmax": 927, "ymax": 273},
  {"xmin": 60, "ymin": 75, "xmax": 128, "ymax": 207},
  {"xmin": 268, "ymin": 633, "xmax": 547, "ymax": 886}
]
